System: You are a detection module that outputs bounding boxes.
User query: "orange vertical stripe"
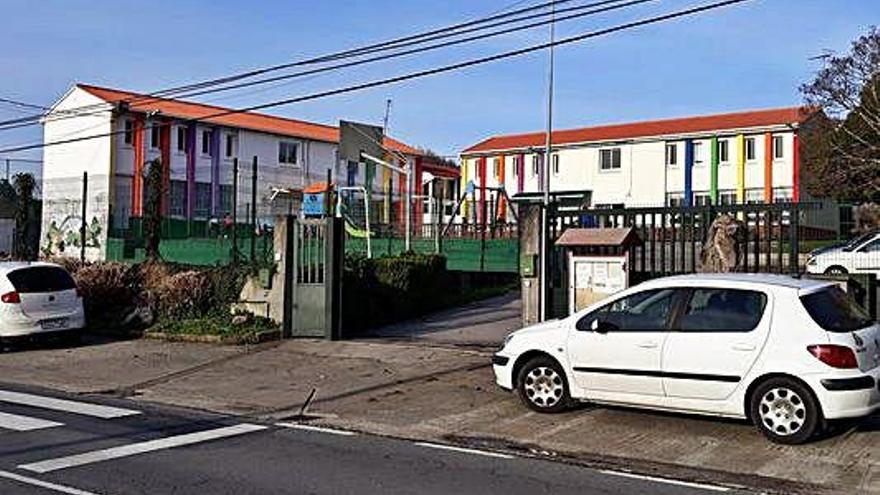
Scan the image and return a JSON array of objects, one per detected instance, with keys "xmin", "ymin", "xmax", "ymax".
[
  {"xmin": 764, "ymin": 132, "xmax": 773, "ymax": 203},
  {"xmin": 497, "ymin": 155, "xmax": 506, "ymax": 221}
]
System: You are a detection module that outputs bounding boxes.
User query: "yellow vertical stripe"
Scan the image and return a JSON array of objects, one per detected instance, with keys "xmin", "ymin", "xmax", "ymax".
[
  {"xmin": 460, "ymin": 157, "xmax": 469, "ymax": 216},
  {"xmin": 736, "ymin": 134, "xmax": 745, "ymax": 203}
]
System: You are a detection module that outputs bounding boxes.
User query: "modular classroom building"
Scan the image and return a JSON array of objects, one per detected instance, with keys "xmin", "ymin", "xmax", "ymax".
[
  {"xmin": 460, "ymin": 107, "xmax": 822, "ymax": 216},
  {"xmin": 40, "ymin": 84, "xmax": 457, "ymax": 262}
]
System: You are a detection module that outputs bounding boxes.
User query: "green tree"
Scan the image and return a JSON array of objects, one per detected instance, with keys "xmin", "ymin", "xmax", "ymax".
[
  {"xmin": 800, "ymin": 27, "xmax": 880, "ymax": 203},
  {"xmin": 143, "ymin": 159, "xmax": 165, "ymax": 260},
  {"xmin": 12, "ymin": 172, "xmax": 36, "ymax": 260}
]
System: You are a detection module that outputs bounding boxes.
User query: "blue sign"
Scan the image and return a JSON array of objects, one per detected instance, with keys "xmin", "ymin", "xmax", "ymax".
[{"xmin": 303, "ymin": 192, "xmax": 325, "ymax": 217}]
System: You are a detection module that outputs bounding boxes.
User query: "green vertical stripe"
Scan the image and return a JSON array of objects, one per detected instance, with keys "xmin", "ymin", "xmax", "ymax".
[{"xmin": 710, "ymin": 136, "xmax": 719, "ymax": 205}]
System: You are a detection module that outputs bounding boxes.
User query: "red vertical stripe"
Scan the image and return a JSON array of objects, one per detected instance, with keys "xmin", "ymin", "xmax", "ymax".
[
  {"xmin": 131, "ymin": 116, "xmax": 145, "ymax": 216},
  {"xmin": 478, "ymin": 156, "xmax": 487, "ymax": 228},
  {"xmin": 160, "ymin": 122, "xmax": 171, "ymax": 215},
  {"xmin": 792, "ymin": 133, "xmax": 800, "ymax": 202}
]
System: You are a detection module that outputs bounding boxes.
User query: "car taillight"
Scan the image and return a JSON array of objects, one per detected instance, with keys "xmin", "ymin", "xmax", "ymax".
[
  {"xmin": 1, "ymin": 291, "xmax": 20, "ymax": 304},
  {"xmin": 808, "ymin": 344, "xmax": 859, "ymax": 369}
]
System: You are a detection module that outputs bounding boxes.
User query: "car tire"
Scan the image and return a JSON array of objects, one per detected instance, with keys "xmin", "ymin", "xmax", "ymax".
[
  {"xmin": 750, "ymin": 377, "xmax": 822, "ymax": 445},
  {"xmin": 516, "ymin": 356, "xmax": 571, "ymax": 413},
  {"xmin": 824, "ymin": 266, "xmax": 848, "ymax": 276}
]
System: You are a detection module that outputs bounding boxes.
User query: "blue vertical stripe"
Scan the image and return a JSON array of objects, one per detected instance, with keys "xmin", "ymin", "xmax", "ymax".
[{"xmin": 684, "ymin": 139, "xmax": 694, "ymax": 207}]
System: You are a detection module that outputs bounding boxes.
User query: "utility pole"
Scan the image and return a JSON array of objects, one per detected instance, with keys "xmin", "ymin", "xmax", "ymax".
[
  {"xmin": 250, "ymin": 156, "xmax": 258, "ymax": 263},
  {"xmin": 231, "ymin": 157, "xmax": 239, "ymax": 263},
  {"xmin": 383, "ymin": 99, "xmax": 392, "ymax": 133},
  {"xmin": 4, "ymin": 159, "xmax": 9, "ymax": 182},
  {"xmin": 539, "ymin": 3, "xmax": 556, "ymax": 321},
  {"xmin": 405, "ymin": 158, "xmax": 412, "ymax": 251}
]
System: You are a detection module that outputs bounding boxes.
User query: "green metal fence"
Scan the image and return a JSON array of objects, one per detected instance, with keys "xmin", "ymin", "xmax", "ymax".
[{"xmin": 345, "ymin": 235, "xmax": 519, "ymax": 273}]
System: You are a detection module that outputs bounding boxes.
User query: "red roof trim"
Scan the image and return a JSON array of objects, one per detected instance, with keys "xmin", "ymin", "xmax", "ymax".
[
  {"xmin": 463, "ymin": 106, "xmax": 816, "ymax": 154},
  {"xmin": 76, "ymin": 84, "xmax": 423, "ymax": 156}
]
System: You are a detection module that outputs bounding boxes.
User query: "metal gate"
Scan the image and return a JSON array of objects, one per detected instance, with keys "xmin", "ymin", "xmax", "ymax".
[{"xmin": 282, "ymin": 216, "xmax": 343, "ymax": 339}]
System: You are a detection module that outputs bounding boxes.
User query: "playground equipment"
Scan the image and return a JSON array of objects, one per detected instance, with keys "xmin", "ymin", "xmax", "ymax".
[
  {"xmin": 336, "ymin": 186, "xmax": 372, "ymax": 258},
  {"xmin": 442, "ymin": 180, "xmax": 518, "ymax": 237}
]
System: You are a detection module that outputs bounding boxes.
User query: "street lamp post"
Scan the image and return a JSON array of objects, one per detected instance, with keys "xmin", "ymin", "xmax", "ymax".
[{"xmin": 539, "ymin": 4, "xmax": 556, "ymax": 321}]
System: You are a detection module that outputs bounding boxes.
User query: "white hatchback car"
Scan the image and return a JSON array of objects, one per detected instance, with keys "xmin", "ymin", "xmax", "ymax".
[
  {"xmin": 806, "ymin": 230, "xmax": 880, "ymax": 278},
  {"xmin": 0, "ymin": 262, "xmax": 85, "ymax": 341},
  {"xmin": 493, "ymin": 273, "xmax": 880, "ymax": 444}
]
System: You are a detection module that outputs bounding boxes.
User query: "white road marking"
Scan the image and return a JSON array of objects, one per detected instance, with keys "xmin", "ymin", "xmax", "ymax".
[
  {"xmin": 600, "ymin": 469, "xmax": 730, "ymax": 492},
  {"xmin": 0, "ymin": 390, "xmax": 140, "ymax": 419},
  {"xmin": 275, "ymin": 422, "xmax": 357, "ymax": 436},
  {"xmin": 0, "ymin": 412, "xmax": 63, "ymax": 431},
  {"xmin": 414, "ymin": 442, "xmax": 514, "ymax": 459},
  {"xmin": 0, "ymin": 469, "xmax": 102, "ymax": 495},
  {"xmin": 19, "ymin": 423, "xmax": 268, "ymax": 473}
]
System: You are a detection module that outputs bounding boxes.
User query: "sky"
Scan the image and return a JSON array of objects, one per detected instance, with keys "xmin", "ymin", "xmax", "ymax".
[{"xmin": 0, "ymin": 0, "xmax": 878, "ymax": 172}]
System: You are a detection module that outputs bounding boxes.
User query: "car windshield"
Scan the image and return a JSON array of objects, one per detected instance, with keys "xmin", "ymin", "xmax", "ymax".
[
  {"xmin": 800, "ymin": 286, "xmax": 873, "ymax": 333},
  {"xmin": 6, "ymin": 266, "xmax": 76, "ymax": 293},
  {"xmin": 844, "ymin": 232, "xmax": 878, "ymax": 251}
]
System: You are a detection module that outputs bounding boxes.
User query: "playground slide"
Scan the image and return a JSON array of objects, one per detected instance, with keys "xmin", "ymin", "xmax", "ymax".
[{"xmin": 339, "ymin": 207, "xmax": 373, "ymax": 238}]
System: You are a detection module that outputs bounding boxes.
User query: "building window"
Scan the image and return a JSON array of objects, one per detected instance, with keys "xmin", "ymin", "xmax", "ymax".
[
  {"xmin": 219, "ymin": 184, "xmax": 234, "ymax": 216},
  {"xmin": 194, "ymin": 183, "xmax": 212, "ymax": 218},
  {"xmin": 718, "ymin": 139, "xmax": 729, "ymax": 163},
  {"xmin": 177, "ymin": 127, "xmax": 187, "ymax": 152},
  {"xmin": 552, "ymin": 154, "xmax": 560, "ymax": 175},
  {"xmin": 719, "ymin": 190, "xmax": 737, "ymax": 206},
  {"xmin": 169, "ymin": 180, "xmax": 187, "ymax": 217},
  {"xmin": 202, "ymin": 130, "xmax": 212, "ymax": 156},
  {"xmin": 512, "ymin": 156, "xmax": 519, "ymax": 177},
  {"xmin": 279, "ymin": 141, "xmax": 298, "ymax": 165},
  {"xmin": 745, "ymin": 137, "xmax": 756, "ymax": 161},
  {"xmin": 694, "ymin": 193, "xmax": 711, "ymax": 206},
  {"xmin": 493, "ymin": 158, "xmax": 501, "ymax": 178},
  {"xmin": 773, "ymin": 135, "xmax": 784, "ymax": 159},
  {"xmin": 773, "ymin": 187, "xmax": 793, "ymax": 203},
  {"xmin": 666, "ymin": 193, "xmax": 684, "ymax": 207},
  {"xmin": 225, "ymin": 134, "xmax": 236, "ymax": 158},
  {"xmin": 599, "ymin": 148, "xmax": 621, "ymax": 171},
  {"xmin": 150, "ymin": 124, "xmax": 161, "ymax": 149},
  {"xmin": 532, "ymin": 155, "xmax": 539, "ymax": 176},
  {"xmin": 693, "ymin": 142, "xmax": 704, "ymax": 165},
  {"xmin": 665, "ymin": 143, "xmax": 677, "ymax": 167},
  {"xmin": 124, "ymin": 120, "xmax": 133, "ymax": 145},
  {"xmin": 745, "ymin": 189, "xmax": 764, "ymax": 205}
]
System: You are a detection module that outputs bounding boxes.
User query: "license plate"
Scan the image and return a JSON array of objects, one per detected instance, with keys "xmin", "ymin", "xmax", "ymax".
[{"xmin": 40, "ymin": 318, "xmax": 69, "ymax": 330}]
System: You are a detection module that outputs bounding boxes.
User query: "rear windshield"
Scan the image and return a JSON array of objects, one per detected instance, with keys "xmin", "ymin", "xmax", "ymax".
[
  {"xmin": 7, "ymin": 266, "xmax": 76, "ymax": 293},
  {"xmin": 800, "ymin": 287, "xmax": 873, "ymax": 333}
]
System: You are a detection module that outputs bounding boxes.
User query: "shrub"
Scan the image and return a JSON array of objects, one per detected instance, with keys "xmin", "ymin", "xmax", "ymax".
[
  {"xmin": 73, "ymin": 262, "xmax": 140, "ymax": 327},
  {"xmin": 154, "ymin": 270, "xmax": 215, "ymax": 320}
]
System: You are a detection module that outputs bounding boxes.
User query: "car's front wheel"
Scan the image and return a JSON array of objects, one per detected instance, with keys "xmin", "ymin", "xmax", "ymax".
[
  {"xmin": 516, "ymin": 356, "xmax": 571, "ymax": 413},
  {"xmin": 750, "ymin": 377, "xmax": 822, "ymax": 444}
]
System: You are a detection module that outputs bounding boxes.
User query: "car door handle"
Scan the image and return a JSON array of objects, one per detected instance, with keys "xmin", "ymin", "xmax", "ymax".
[
  {"xmin": 731, "ymin": 343, "xmax": 756, "ymax": 352},
  {"xmin": 637, "ymin": 341, "xmax": 659, "ymax": 349}
]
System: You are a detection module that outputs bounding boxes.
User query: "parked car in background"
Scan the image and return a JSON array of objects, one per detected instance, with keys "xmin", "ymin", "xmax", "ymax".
[
  {"xmin": 493, "ymin": 274, "xmax": 880, "ymax": 444},
  {"xmin": 0, "ymin": 262, "xmax": 85, "ymax": 342},
  {"xmin": 806, "ymin": 230, "xmax": 880, "ymax": 278}
]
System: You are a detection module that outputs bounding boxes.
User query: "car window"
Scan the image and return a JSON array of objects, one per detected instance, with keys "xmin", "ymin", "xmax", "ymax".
[
  {"xmin": 858, "ymin": 239, "xmax": 880, "ymax": 253},
  {"xmin": 6, "ymin": 266, "xmax": 76, "ymax": 293},
  {"xmin": 576, "ymin": 289, "xmax": 679, "ymax": 332},
  {"xmin": 678, "ymin": 289, "xmax": 767, "ymax": 332},
  {"xmin": 801, "ymin": 287, "xmax": 873, "ymax": 333},
  {"xmin": 845, "ymin": 232, "xmax": 877, "ymax": 250}
]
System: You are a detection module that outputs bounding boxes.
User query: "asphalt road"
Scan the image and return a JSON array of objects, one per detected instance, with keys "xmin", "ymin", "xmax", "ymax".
[{"xmin": 0, "ymin": 383, "xmax": 750, "ymax": 495}]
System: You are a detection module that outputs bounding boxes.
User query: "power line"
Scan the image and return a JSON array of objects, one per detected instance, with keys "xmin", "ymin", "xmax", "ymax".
[
  {"xmin": 0, "ymin": 98, "xmax": 49, "ymax": 111},
  {"xmin": 0, "ymin": 0, "xmax": 577, "ymax": 131},
  {"xmin": 0, "ymin": 0, "xmax": 751, "ymax": 155}
]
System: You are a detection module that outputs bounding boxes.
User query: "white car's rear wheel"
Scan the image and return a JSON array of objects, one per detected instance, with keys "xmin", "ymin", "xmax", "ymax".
[
  {"xmin": 750, "ymin": 378, "xmax": 821, "ymax": 444},
  {"xmin": 517, "ymin": 356, "xmax": 571, "ymax": 413}
]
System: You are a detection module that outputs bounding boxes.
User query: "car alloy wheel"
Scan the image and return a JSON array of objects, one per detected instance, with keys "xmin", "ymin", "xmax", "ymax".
[
  {"xmin": 524, "ymin": 366, "xmax": 564, "ymax": 408},
  {"xmin": 750, "ymin": 377, "xmax": 821, "ymax": 444},
  {"xmin": 759, "ymin": 387, "xmax": 806, "ymax": 437},
  {"xmin": 517, "ymin": 356, "xmax": 571, "ymax": 413}
]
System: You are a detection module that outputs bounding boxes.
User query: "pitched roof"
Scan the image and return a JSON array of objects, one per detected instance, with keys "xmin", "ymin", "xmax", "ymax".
[
  {"xmin": 555, "ymin": 227, "xmax": 641, "ymax": 247},
  {"xmin": 75, "ymin": 84, "xmax": 422, "ymax": 156},
  {"xmin": 463, "ymin": 107, "xmax": 815, "ymax": 154}
]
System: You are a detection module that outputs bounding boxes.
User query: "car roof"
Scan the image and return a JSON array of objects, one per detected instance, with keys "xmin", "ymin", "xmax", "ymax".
[
  {"xmin": 0, "ymin": 261, "xmax": 62, "ymax": 275},
  {"xmin": 640, "ymin": 273, "xmax": 833, "ymax": 291}
]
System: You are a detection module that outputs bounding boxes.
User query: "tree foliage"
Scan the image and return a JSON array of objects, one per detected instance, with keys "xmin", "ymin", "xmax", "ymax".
[
  {"xmin": 12, "ymin": 172, "xmax": 36, "ymax": 260},
  {"xmin": 800, "ymin": 27, "xmax": 880, "ymax": 202},
  {"xmin": 143, "ymin": 159, "xmax": 164, "ymax": 260}
]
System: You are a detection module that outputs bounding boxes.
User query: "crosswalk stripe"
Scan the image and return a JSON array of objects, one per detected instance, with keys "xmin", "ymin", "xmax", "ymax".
[
  {"xmin": 0, "ymin": 412, "xmax": 63, "ymax": 431},
  {"xmin": 0, "ymin": 470, "xmax": 101, "ymax": 495},
  {"xmin": 19, "ymin": 423, "xmax": 268, "ymax": 473},
  {"xmin": 0, "ymin": 390, "xmax": 140, "ymax": 419}
]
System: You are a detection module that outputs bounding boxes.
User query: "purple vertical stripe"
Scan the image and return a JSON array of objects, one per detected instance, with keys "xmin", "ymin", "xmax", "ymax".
[
  {"xmin": 186, "ymin": 122, "xmax": 197, "ymax": 218},
  {"xmin": 210, "ymin": 128, "xmax": 221, "ymax": 217},
  {"xmin": 517, "ymin": 153, "xmax": 525, "ymax": 193}
]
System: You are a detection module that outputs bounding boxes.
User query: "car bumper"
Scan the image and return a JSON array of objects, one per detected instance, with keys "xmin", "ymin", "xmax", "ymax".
[
  {"xmin": 810, "ymin": 368, "xmax": 880, "ymax": 420},
  {"xmin": 493, "ymin": 353, "xmax": 514, "ymax": 391},
  {"xmin": 0, "ymin": 314, "xmax": 86, "ymax": 338}
]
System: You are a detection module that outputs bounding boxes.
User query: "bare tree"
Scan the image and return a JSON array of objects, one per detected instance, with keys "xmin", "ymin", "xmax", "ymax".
[
  {"xmin": 800, "ymin": 27, "xmax": 880, "ymax": 202},
  {"xmin": 12, "ymin": 172, "xmax": 36, "ymax": 261}
]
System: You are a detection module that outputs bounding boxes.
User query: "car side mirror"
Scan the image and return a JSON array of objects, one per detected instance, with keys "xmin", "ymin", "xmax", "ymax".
[{"xmin": 591, "ymin": 318, "xmax": 617, "ymax": 334}]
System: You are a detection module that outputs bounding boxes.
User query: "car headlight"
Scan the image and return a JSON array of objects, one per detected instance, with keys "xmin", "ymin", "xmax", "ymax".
[
  {"xmin": 501, "ymin": 332, "xmax": 516, "ymax": 349},
  {"xmin": 807, "ymin": 256, "xmax": 817, "ymax": 266}
]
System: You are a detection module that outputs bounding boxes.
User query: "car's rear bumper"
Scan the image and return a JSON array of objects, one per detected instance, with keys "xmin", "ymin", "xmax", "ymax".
[
  {"xmin": 0, "ymin": 313, "xmax": 86, "ymax": 338},
  {"xmin": 810, "ymin": 368, "xmax": 880, "ymax": 420}
]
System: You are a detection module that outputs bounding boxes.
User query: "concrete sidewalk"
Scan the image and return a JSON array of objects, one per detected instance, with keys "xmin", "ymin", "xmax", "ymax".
[{"xmin": 2, "ymin": 335, "xmax": 878, "ymax": 494}]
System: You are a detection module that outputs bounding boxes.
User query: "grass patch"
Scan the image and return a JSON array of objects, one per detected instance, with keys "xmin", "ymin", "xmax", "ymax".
[{"xmin": 149, "ymin": 313, "xmax": 278, "ymax": 338}]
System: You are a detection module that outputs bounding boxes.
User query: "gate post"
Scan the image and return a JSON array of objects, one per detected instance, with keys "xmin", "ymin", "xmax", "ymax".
[
  {"xmin": 281, "ymin": 215, "xmax": 295, "ymax": 338},
  {"xmin": 324, "ymin": 216, "xmax": 344, "ymax": 340},
  {"xmin": 519, "ymin": 203, "xmax": 542, "ymax": 326}
]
